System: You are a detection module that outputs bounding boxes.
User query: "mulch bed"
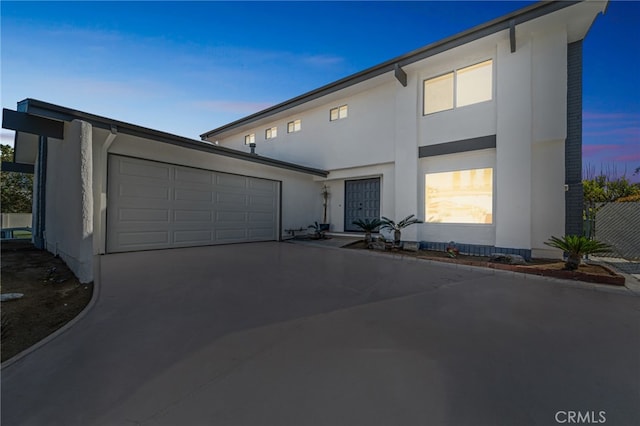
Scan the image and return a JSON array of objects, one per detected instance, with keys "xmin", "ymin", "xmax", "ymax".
[{"xmin": 345, "ymin": 240, "xmax": 625, "ymax": 286}]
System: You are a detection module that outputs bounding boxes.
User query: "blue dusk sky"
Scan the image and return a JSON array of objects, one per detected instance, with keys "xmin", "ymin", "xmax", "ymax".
[{"xmin": 1, "ymin": 1, "xmax": 639, "ymax": 179}]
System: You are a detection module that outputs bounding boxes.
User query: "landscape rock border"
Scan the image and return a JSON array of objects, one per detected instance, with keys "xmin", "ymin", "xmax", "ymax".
[{"xmin": 415, "ymin": 254, "xmax": 625, "ymax": 286}]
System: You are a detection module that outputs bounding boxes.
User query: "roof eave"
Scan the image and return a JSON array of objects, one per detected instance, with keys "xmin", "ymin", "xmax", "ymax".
[
  {"xmin": 12, "ymin": 99, "xmax": 329, "ymax": 178},
  {"xmin": 200, "ymin": 0, "xmax": 580, "ymax": 139}
]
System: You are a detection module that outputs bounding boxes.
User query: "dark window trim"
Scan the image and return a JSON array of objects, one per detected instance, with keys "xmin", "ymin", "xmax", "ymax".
[{"xmin": 419, "ymin": 135, "xmax": 496, "ymax": 158}]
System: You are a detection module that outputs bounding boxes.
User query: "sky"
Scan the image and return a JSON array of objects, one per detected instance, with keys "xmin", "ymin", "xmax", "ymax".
[{"xmin": 1, "ymin": 1, "xmax": 639, "ymax": 180}]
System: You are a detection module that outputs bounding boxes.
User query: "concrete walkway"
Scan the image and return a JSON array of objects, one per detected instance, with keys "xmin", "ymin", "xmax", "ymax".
[{"xmin": 2, "ymin": 242, "xmax": 639, "ymax": 426}]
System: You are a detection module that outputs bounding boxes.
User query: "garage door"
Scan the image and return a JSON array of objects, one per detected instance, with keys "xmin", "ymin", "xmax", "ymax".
[{"xmin": 107, "ymin": 155, "xmax": 279, "ymax": 253}]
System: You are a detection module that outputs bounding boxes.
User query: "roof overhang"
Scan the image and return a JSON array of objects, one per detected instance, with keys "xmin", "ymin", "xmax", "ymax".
[
  {"xmin": 201, "ymin": 0, "xmax": 608, "ymax": 140},
  {"xmin": 2, "ymin": 99, "xmax": 328, "ymax": 177}
]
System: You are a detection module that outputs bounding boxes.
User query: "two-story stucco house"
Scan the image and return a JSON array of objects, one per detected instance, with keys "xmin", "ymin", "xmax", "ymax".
[
  {"xmin": 2, "ymin": 0, "xmax": 607, "ymax": 283},
  {"xmin": 201, "ymin": 0, "xmax": 608, "ymax": 260}
]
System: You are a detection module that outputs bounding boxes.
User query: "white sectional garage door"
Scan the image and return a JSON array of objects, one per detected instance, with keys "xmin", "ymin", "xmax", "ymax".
[{"xmin": 107, "ymin": 155, "xmax": 279, "ymax": 253}]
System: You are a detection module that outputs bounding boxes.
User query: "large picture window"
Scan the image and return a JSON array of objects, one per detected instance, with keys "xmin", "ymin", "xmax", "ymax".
[
  {"xmin": 423, "ymin": 59, "xmax": 493, "ymax": 115},
  {"xmin": 425, "ymin": 168, "xmax": 493, "ymax": 224}
]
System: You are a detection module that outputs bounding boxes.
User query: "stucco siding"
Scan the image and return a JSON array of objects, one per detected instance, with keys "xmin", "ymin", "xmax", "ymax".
[
  {"xmin": 44, "ymin": 120, "xmax": 94, "ymax": 283},
  {"xmin": 531, "ymin": 139, "xmax": 565, "ymax": 258},
  {"xmin": 495, "ymin": 36, "xmax": 533, "ymax": 250},
  {"xmin": 532, "ymin": 27, "xmax": 568, "ymax": 144},
  {"xmin": 215, "ymin": 81, "xmax": 396, "ymax": 171}
]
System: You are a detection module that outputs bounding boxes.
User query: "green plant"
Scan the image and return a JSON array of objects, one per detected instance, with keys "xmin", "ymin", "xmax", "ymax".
[
  {"xmin": 446, "ymin": 241, "xmax": 460, "ymax": 258},
  {"xmin": 380, "ymin": 214, "xmax": 422, "ymax": 246},
  {"xmin": 352, "ymin": 218, "xmax": 382, "ymax": 244},
  {"xmin": 544, "ymin": 235, "xmax": 611, "ymax": 271},
  {"xmin": 321, "ymin": 185, "xmax": 330, "ymax": 224},
  {"xmin": 308, "ymin": 221, "xmax": 326, "ymax": 239}
]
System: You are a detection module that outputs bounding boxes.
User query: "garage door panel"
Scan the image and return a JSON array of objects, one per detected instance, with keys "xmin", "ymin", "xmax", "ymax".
[
  {"xmin": 216, "ymin": 192, "xmax": 248, "ymax": 205},
  {"xmin": 174, "ymin": 210, "xmax": 212, "ymax": 222},
  {"xmin": 249, "ymin": 212, "xmax": 275, "ymax": 222},
  {"xmin": 216, "ymin": 173, "xmax": 248, "ymax": 188},
  {"xmin": 174, "ymin": 188, "xmax": 213, "ymax": 202},
  {"xmin": 119, "ymin": 208, "xmax": 170, "ymax": 222},
  {"xmin": 118, "ymin": 159, "xmax": 171, "ymax": 180},
  {"xmin": 173, "ymin": 230, "xmax": 212, "ymax": 243},
  {"xmin": 107, "ymin": 155, "xmax": 279, "ymax": 253},
  {"xmin": 248, "ymin": 178, "xmax": 277, "ymax": 192},
  {"xmin": 174, "ymin": 167, "xmax": 213, "ymax": 185},
  {"xmin": 118, "ymin": 231, "xmax": 170, "ymax": 247},
  {"xmin": 250, "ymin": 194, "xmax": 276, "ymax": 207},
  {"xmin": 216, "ymin": 211, "xmax": 248, "ymax": 222},
  {"xmin": 215, "ymin": 228, "xmax": 249, "ymax": 240}
]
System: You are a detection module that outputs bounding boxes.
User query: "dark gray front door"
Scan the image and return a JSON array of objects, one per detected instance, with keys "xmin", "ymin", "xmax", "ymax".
[{"xmin": 344, "ymin": 178, "xmax": 381, "ymax": 232}]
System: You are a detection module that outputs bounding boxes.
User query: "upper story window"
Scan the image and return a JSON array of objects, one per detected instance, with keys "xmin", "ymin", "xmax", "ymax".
[
  {"xmin": 423, "ymin": 59, "xmax": 493, "ymax": 115},
  {"xmin": 330, "ymin": 105, "xmax": 348, "ymax": 121},
  {"xmin": 265, "ymin": 127, "xmax": 277, "ymax": 140},
  {"xmin": 287, "ymin": 119, "xmax": 301, "ymax": 133},
  {"xmin": 244, "ymin": 133, "xmax": 255, "ymax": 145}
]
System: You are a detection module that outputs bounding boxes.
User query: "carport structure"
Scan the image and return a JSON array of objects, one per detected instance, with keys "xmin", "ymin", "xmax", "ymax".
[{"xmin": 2, "ymin": 99, "xmax": 328, "ymax": 282}]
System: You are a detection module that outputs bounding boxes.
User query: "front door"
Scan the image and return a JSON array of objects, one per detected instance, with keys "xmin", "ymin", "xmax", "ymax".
[{"xmin": 344, "ymin": 178, "xmax": 381, "ymax": 232}]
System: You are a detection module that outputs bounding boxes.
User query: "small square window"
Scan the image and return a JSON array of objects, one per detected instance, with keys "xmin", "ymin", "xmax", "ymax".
[
  {"xmin": 330, "ymin": 105, "xmax": 348, "ymax": 121},
  {"xmin": 244, "ymin": 133, "xmax": 255, "ymax": 145},
  {"xmin": 287, "ymin": 119, "xmax": 301, "ymax": 133},
  {"xmin": 265, "ymin": 127, "xmax": 277, "ymax": 140}
]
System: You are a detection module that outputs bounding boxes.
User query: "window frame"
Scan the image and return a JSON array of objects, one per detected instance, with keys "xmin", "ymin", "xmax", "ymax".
[
  {"xmin": 265, "ymin": 126, "xmax": 277, "ymax": 140},
  {"xmin": 244, "ymin": 133, "xmax": 255, "ymax": 145},
  {"xmin": 330, "ymin": 105, "xmax": 348, "ymax": 121},
  {"xmin": 424, "ymin": 167, "xmax": 494, "ymax": 225},
  {"xmin": 423, "ymin": 59, "xmax": 493, "ymax": 116},
  {"xmin": 287, "ymin": 119, "xmax": 301, "ymax": 133}
]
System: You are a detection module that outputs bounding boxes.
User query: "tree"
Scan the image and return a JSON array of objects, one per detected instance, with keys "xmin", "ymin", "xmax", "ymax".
[
  {"xmin": 1, "ymin": 144, "xmax": 33, "ymax": 213},
  {"xmin": 583, "ymin": 174, "xmax": 640, "ymax": 203}
]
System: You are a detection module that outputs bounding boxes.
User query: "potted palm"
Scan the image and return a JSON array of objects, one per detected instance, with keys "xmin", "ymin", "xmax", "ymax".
[
  {"xmin": 320, "ymin": 184, "xmax": 330, "ymax": 232},
  {"xmin": 380, "ymin": 214, "xmax": 422, "ymax": 247},
  {"xmin": 352, "ymin": 218, "xmax": 382, "ymax": 244},
  {"xmin": 544, "ymin": 235, "xmax": 611, "ymax": 270}
]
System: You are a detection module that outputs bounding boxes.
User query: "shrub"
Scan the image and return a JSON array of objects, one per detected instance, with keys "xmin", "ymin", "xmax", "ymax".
[{"xmin": 544, "ymin": 235, "xmax": 611, "ymax": 270}]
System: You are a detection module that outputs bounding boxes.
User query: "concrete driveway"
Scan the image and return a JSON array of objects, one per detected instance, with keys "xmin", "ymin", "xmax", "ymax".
[{"xmin": 2, "ymin": 242, "xmax": 639, "ymax": 426}]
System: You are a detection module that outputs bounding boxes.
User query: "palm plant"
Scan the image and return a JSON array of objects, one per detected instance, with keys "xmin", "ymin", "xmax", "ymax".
[
  {"xmin": 544, "ymin": 235, "xmax": 611, "ymax": 270},
  {"xmin": 308, "ymin": 221, "xmax": 326, "ymax": 239},
  {"xmin": 380, "ymin": 214, "xmax": 422, "ymax": 246},
  {"xmin": 352, "ymin": 218, "xmax": 382, "ymax": 244}
]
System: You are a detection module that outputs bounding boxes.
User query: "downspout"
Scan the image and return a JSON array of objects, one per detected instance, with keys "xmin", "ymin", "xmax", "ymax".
[
  {"xmin": 33, "ymin": 136, "xmax": 47, "ymax": 249},
  {"xmin": 94, "ymin": 125, "xmax": 117, "ymax": 255}
]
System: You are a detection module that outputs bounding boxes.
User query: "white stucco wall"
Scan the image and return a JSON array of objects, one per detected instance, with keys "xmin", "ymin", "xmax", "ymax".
[
  {"xmin": 212, "ymin": 79, "xmax": 397, "ymax": 171},
  {"xmin": 44, "ymin": 120, "xmax": 94, "ymax": 283},
  {"xmin": 319, "ymin": 163, "xmax": 395, "ymax": 233},
  {"xmin": 494, "ymin": 36, "xmax": 533, "ymax": 250},
  {"xmin": 197, "ymin": 2, "xmax": 604, "ymax": 254},
  {"xmin": 531, "ymin": 140, "xmax": 566, "ymax": 258}
]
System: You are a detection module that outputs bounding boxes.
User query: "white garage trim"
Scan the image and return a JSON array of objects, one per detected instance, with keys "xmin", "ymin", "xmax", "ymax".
[{"xmin": 107, "ymin": 155, "xmax": 280, "ymax": 253}]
